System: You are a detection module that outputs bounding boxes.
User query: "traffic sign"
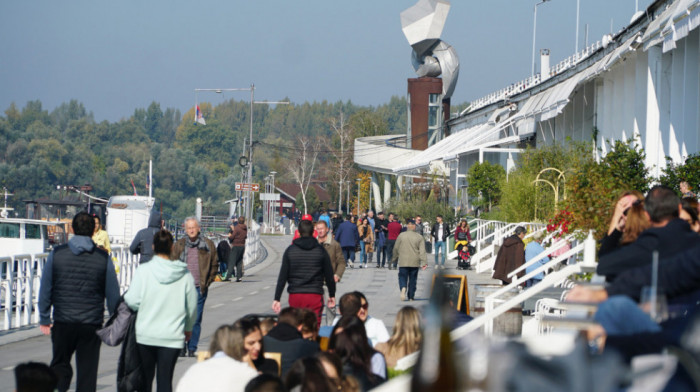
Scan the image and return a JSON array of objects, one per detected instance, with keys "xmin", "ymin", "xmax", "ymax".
[
  {"xmin": 259, "ymin": 193, "xmax": 280, "ymax": 201},
  {"xmin": 235, "ymin": 183, "xmax": 260, "ymax": 192}
]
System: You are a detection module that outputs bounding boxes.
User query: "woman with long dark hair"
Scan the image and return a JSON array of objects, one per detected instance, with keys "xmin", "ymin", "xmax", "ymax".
[
  {"xmin": 329, "ymin": 316, "xmax": 385, "ymax": 391},
  {"xmin": 233, "ymin": 317, "xmax": 279, "ymax": 376}
]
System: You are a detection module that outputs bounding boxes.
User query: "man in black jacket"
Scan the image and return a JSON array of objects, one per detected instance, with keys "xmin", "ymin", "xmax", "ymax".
[
  {"xmin": 272, "ymin": 220, "xmax": 336, "ymax": 323},
  {"xmin": 129, "ymin": 209, "xmax": 161, "ymax": 263},
  {"xmin": 597, "ymin": 185, "xmax": 700, "ymax": 281},
  {"xmin": 39, "ymin": 212, "xmax": 120, "ymax": 392},
  {"xmin": 263, "ymin": 307, "xmax": 319, "ymax": 377}
]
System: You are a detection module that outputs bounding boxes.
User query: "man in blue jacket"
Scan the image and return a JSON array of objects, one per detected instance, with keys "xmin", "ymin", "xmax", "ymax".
[
  {"xmin": 334, "ymin": 213, "xmax": 359, "ymax": 268},
  {"xmin": 39, "ymin": 212, "xmax": 120, "ymax": 392}
]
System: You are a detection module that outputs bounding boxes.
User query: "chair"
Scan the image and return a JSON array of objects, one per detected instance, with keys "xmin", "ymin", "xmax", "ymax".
[{"xmin": 264, "ymin": 352, "xmax": 282, "ymax": 376}]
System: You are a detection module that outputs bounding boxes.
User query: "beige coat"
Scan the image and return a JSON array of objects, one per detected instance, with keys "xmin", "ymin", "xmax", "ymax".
[
  {"xmin": 320, "ymin": 235, "xmax": 346, "ymax": 281},
  {"xmin": 391, "ymin": 231, "xmax": 427, "ymax": 268},
  {"xmin": 359, "ymin": 224, "xmax": 375, "ymax": 253}
]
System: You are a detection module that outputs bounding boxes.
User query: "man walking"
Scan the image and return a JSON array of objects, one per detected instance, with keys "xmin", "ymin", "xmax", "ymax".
[
  {"xmin": 273, "ymin": 220, "xmax": 336, "ymax": 323},
  {"xmin": 225, "ymin": 216, "xmax": 247, "ymax": 282},
  {"xmin": 316, "ymin": 220, "xmax": 345, "ymax": 283},
  {"xmin": 386, "ymin": 213, "xmax": 402, "ymax": 270},
  {"xmin": 391, "ymin": 219, "xmax": 427, "ymax": 301},
  {"xmin": 39, "ymin": 212, "xmax": 120, "ymax": 392},
  {"xmin": 374, "ymin": 211, "xmax": 388, "ymax": 268},
  {"xmin": 430, "ymin": 215, "xmax": 451, "ymax": 269},
  {"xmin": 171, "ymin": 217, "xmax": 218, "ymax": 357},
  {"xmin": 334, "ymin": 213, "xmax": 359, "ymax": 268},
  {"xmin": 129, "ymin": 209, "xmax": 161, "ymax": 263},
  {"xmin": 216, "ymin": 230, "xmax": 232, "ymax": 280}
]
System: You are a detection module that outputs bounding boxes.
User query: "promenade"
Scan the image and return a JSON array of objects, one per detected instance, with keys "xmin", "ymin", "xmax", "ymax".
[{"xmin": 0, "ymin": 233, "xmax": 498, "ymax": 391}]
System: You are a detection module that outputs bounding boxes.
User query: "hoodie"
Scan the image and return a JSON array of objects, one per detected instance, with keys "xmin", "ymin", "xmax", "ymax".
[
  {"xmin": 124, "ymin": 255, "xmax": 197, "ymax": 348},
  {"xmin": 274, "ymin": 236, "xmax": 336, "ymax": 300},
  {"xmin": 129, "ymin": 209, "xmax": 161, "ymax": 263}
]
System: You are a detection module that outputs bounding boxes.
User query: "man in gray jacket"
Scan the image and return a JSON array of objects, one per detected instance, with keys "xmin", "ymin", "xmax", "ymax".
[{"xmin": 391, "ymin": 219, "xmax": 427, "ymax": 301}]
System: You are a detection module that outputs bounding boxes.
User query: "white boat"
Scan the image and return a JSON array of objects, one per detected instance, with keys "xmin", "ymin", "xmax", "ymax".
[
  {"xmin": 0, "ymin": 190, "xmax": 64, "ymax": 258},
  {"xmin": 106, "ymin": 195, "xmax": 155, "ymax": 246}
]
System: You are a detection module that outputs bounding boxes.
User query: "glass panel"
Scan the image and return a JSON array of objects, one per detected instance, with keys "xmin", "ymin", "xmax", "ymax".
[
  {"xmin": 429, "ymin": 106, "xmax": 438, "ymax": 127},
  {"xmin": 26, "ymin": 224, "xmax": 42, "ymax": 239},
  {"xmin": 0, "ymin": 223, "xmax": 20, "ymax": 238},
  {"xmin": 429, "ymin": 94, "xmax": 440, "ymax": 104}
]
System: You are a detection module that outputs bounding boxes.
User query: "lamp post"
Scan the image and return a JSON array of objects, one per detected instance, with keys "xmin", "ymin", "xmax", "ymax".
[
  {"xmin": 531, "ymin": 0, "xmax": 551, "ymax": 78},
  {"xmin": 346, "ymin": 180, "xmax": 350, "ymax": 216},
  {"xmin": 270, "ymin": 171, "xmax": 277, "ymax": 230},
  {"xmin": 356, "ymin": 178, "xmax": 361, "ymax": 217}
]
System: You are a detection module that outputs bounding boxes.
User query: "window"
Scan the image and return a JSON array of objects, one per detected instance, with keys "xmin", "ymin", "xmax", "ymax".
[
  {"xmin": 26, "ymin": 224, "xmax": 42, "ymax": 239},
  {"xmin": 0, "ymin": 223, "xmax": 20, "ymax": 238},
  {"xmin": 429, "ymin": 93, "xmax": 439, "ymax": 104},
  {"xmin": 429, "ymin": 106, "xmax": 439, "ymax": 127}
]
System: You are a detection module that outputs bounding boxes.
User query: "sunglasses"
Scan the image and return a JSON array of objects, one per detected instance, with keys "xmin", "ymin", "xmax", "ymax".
[{"xmin": 360, "ymin": 303, "xmax": 368, "ymax": 310}]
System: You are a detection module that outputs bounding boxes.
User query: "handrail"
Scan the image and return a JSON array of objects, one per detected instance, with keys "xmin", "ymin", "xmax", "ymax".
[{"xmin": 507, "ymin": 232, "xmax": 576, "ymax": 278}]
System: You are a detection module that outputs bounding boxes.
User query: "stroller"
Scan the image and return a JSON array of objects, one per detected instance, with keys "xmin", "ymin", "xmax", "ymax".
[{"xmin": 455, "ymin": 240, "xmax": 473, "ymax": 270}]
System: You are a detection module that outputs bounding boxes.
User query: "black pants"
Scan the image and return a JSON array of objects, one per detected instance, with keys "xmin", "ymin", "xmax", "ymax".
[
  {"xmin": 376, "ymin": 245, "xmax": 386, "ymax": 267},
  {"xmin": 50, "ymin": 322, "xmax": 101, "ymax": 392},
  {"xmin": 137, "ymin": 344, "xmax": 180, "ymax": 392},
  {"xmin": 227, "ymin": 246, "xmax": 245, "ymax": 280},
  {"xmin": 386, "ymin": 240, "xmax": 397, "ymax": 268}
]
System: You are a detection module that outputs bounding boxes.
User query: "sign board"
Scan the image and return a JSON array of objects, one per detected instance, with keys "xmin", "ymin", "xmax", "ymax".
[
  {"xmin": 259, "ymin": 193, "xmax": 281, "ymax": 201},
  {"xmin": 431, "ymin": 274, "xmax": 470, "ymax": 314},
  {"xmin": 235, "ymin": 183, "xmax": 260, "ymax": 192}
]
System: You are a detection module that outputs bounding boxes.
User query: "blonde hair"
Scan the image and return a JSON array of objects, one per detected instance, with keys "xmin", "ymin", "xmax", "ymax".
[
  {"xmin": 385, "ymin": 307, "xmax": 422, "ymax": 359},
  {"xmin": 208, "ymin": 325, "xmax": 245, "ymax": 360}
]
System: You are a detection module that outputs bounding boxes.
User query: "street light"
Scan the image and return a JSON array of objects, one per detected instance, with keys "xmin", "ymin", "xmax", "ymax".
[
  {"xmin": 356, "ymin": 178, "xmax": 361, "ymax": 217},
  {"xmin": 531, "ymin": 0, "xmax": 551, "ymax": 78},
  {"xmin": 345, "ymin": 180, "xmax": 350, "ymax": 216}
]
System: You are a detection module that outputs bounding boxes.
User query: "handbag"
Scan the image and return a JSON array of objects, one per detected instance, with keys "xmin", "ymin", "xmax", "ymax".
[{"xmin": 96, "ymin": 297, "xmax": 136, "ymax": 347}]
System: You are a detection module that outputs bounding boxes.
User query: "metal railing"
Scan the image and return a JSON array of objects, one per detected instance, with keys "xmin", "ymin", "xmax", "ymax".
[{"xmin": 1, "ymin": 221, "xmax": 265, "ymax": 331}]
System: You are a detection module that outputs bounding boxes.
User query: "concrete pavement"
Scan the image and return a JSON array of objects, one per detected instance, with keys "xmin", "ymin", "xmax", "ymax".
[{"xmin": 0, "ymin": 234, "xmax": 498, "ymax": 391}]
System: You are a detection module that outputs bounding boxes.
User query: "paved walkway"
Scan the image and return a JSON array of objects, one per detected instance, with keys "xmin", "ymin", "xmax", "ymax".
[{"xmin": 0, "ymin": 234, "xmax": 498, "ymax": 391}]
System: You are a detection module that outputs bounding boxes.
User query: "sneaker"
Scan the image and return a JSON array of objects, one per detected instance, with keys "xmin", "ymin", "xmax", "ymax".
[
  {"xmin": 434, "ymin": 265, "xmax": 439, "ymax": 269},
  {"xmin": 187, "ymin": 350, "xmax": 197, "ymax": 358},
  {"xmin": 441, "ymin": 265, "xmax": 446, "ymax": 270},
  {"xmin": 400, "ymin": 287, "xmax": 407, "ymax": 301},
  {"xmin": 236, "ymin": 278, "xmax": 242, "ymax": 282},
  {"xmin": 180, "ymin": 347, "xmax": 187, "ymax": 357}
]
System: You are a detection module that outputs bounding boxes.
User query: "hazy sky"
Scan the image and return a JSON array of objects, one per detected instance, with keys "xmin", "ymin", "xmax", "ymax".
[{"xmin": 0, "ymin": 0, "xmax": 654, "ymax": 122}]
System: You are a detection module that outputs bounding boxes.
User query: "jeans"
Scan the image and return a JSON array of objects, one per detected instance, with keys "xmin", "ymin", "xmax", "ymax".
[
  {"xmin": 386, "ymin": 240, "xmax": 396, "ymax": 268},
  {"xmin": 137, "ymin": 344, "xmax": 180, "ymax": 392},
  {"xmin": 227, "ymin": 246, "xmax": 245, "ymax": 280},
  {"xmin": 593, "ymin": 295, "xmax": 661, "ymax": 336},
  {"xmin": 434, "ymin": 241, "xmax": 447, "ymax": 266},
  {"xmin": 359, "ymin": 241, "xmax": 367, "ymax": 265},
  {"xmin": 342, "ymin": 247, "xmax": 356, "ymax": 264},
  {"xmin": 188, "ymin": 287, "xmax": 208, "ymax": 352},
  {"xmin": 398, "ymin": 267, "xmax": 419, "ymax": 300},
  {"xmin": 50, "ymin": 322, "xmax": 101, "ymax": 392}
]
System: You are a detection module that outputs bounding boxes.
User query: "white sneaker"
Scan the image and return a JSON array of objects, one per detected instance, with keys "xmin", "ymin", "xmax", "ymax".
[
  {"xmin": 400, "ymin": 287, "xmax": 407, "ymax": 301},
  {"xmin": 434, "ymin": 265, "xmax": 439, "ymax": 270}
]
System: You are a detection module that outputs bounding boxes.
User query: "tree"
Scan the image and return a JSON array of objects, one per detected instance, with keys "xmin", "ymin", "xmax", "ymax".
[
  {"xmin": 289, "ymin": 136, "xmax": 320, "ymax": 214},
  {"xmin": 326, "ymin": 112, "xmax": 354, "ymax": 214},
  {"xmin": 466, "ymin": 161, "xmax": 505, "ymax": 211},
  {"xmin": 296, "ymin": 187, "xmax": 319, "ymax": 214},
  {"xmin": 658, "ymin": 153, "xmax": 700, "ymax": 195}
]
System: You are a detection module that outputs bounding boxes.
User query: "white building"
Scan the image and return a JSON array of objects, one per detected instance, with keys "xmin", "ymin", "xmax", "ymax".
[{"xmin": 355, "ymin": 0, "xmax": 700, "ymax": 211}]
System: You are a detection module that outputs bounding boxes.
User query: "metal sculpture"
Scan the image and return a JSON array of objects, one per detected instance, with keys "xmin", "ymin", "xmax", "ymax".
[{"xmin": 400, "ymin": 0, "xmax": 460, "ymax": 99}]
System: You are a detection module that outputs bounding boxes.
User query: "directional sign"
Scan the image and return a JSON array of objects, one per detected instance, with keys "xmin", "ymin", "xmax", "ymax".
[
  {"xmin": 235, "ymin": 182, "xmax": 260, "ymax": 192},
  {"xmin": 260, "ymin": 193, "xmax": 281, "ymax": 201}
]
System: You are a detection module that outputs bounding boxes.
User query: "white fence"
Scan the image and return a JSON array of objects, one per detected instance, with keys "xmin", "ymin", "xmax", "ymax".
[{"xmin": 1, "ymin": 223, "xmax": 264, "ymax": 331}]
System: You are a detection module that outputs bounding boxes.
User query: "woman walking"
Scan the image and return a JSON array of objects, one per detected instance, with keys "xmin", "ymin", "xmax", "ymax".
[
  {"xmin": 124, "ymin": 230, "xmax": 197, "ymax": 392},
  {"xmin": 358, "ymin": 218, "xmax": 374, "ymax": 269}
]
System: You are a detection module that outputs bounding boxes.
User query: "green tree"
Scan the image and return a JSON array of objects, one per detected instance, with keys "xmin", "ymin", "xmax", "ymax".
[
  {"xmin": 466, "ymin": 161, "xmax": 505, "ymax": 211},
  {"xmin": 658, "ymin": 153, "xmax": 700, "ymax": 195}
]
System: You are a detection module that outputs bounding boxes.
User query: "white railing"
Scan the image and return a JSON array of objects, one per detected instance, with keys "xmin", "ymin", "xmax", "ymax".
[
  {"xmin": 472, "ymin": 222, "xmax": 546, "ymax": 274},
  {"xmin": 1, "ymin": 225, "xmax": 266, "ymax": 331},
  {"xmin": 467, "ymin": 39, "xmax": 605, "ymax": 113},
  {"xmin": 451, "ymin": 231, "xmax": 597, "ymax": 338}
]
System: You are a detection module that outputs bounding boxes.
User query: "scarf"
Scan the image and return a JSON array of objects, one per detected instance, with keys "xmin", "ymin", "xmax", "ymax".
[{"xmin": 180, "ymin": 234, "xmax": 209, "ymax": 262}]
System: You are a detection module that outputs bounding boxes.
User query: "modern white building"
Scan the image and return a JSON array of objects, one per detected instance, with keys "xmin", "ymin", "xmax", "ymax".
[{"xmin": 355, "ymin": 0, "xmax": 700, "ymax": 211}]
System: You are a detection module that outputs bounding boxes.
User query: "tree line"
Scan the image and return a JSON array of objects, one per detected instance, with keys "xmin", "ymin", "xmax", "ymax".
[{"xmin": 0, "ymin": 97, "xmax": 412, "ymax": 220}]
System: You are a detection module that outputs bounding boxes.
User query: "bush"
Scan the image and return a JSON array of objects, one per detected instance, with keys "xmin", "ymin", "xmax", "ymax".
[
  {"xmin": 384, "ymin": 196, "xmax": 455, "ymax": 225},
  {"xmin": 658, "ymin": 153, "xmax": 700, "ymax": 195},
  {"xmin": 466, "ymin": 161, "xmax": 505, "ymax": 211}
]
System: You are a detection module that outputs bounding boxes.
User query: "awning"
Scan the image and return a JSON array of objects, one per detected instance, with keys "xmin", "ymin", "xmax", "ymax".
[{"xmin": 662, "ymin": 0, "xmax": 700, "ymax": 52}]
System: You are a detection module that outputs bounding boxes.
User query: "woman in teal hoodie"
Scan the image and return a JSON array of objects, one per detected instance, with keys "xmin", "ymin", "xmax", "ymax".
[{"xmin": 125, "ymin": 230, "xmax": 198, "ymax": 392}]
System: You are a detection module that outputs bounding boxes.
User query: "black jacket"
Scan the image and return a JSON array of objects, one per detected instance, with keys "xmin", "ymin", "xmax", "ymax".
[
  {"xmin": 274, "ymin": 237, "xmax": 335, "ymax": 300},
  {"xmin": 216, "ymin": 239, "xmax": 231, "ymax": 266},
  {"xmin": 607, "ymin": 243, "xmax": 700, "ymax": 301},
  {"xmin": 263, "ymin": 323, "xmax": 319, "ymax": 377},
  {"xmin": 129, "ymin": 209, "xmax": 161, "ymax": 263},
  {"xmin": 597, "ymin": 219, "xmax": 700, "ymax": 281},
  {"xmin": 430, "ymin": 222, "xmax": 451, "ymax": 242}
]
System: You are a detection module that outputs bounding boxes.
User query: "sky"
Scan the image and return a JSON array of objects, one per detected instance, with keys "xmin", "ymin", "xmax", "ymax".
[{"xmin": 0, "ymin": 0, "xmax": 655, "ymax": 122}]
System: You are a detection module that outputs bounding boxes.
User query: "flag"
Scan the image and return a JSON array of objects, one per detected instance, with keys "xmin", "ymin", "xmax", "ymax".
[
  {"xmin": 130, "ymin": 178, "xmax": 138, "ymax": 196},
  {"xmin": 195, "ymin": 105, "xmax": 206, "ymax": 125}
]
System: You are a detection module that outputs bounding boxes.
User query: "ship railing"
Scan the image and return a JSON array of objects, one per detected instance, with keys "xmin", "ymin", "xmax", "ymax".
[{"xmin": 1, "ymin": 253, "xmax": 49, "ymax": 331}]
